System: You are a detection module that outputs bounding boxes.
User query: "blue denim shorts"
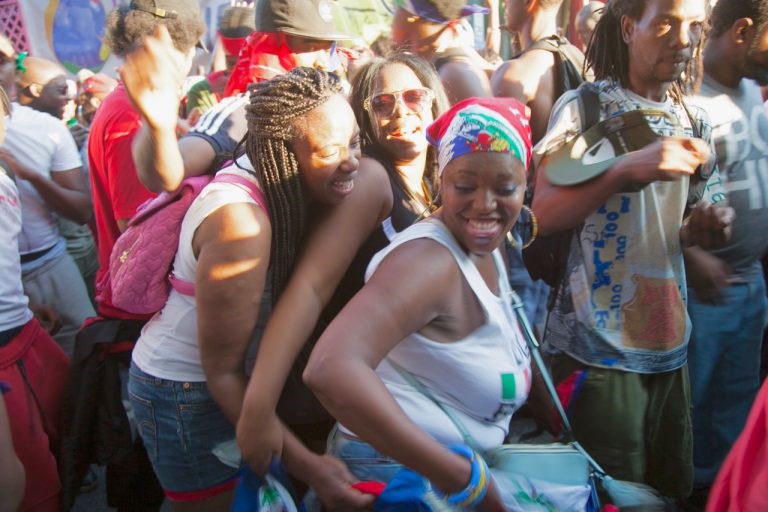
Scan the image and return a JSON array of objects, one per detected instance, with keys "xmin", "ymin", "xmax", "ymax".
[
  {"xmin": 127, "ymin": 362, "xmax": 240, "ymax": 499},
  {"xmin": 326, "ymin": 427, "xmax": 403, "ymax": 483},
  {"xmin": 303, "ymin": 426, "xmax": 403, "ymax": 511}
]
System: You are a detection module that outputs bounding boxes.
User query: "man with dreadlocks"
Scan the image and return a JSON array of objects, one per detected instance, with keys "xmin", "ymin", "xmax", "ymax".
[
  {"xmin": 684, "ymin": 0, "xmax": 768, "ymax": 505},
  {"xmin": 530, "ymin": 0, "xmax": 734, "ymax": 499}
]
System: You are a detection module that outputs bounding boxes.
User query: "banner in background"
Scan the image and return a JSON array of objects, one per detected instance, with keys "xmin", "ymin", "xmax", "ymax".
[{"xmin": 17, "ymin": 0, "xmax": 395, "ymax": 76}]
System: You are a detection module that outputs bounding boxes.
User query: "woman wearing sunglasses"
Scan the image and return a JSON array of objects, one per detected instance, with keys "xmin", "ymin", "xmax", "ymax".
[{"xmin": 237, "ymin": 52, "xmax": 450, "ymax": 473}]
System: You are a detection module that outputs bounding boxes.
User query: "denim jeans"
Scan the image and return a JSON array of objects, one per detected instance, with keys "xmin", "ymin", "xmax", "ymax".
[
  {"xmin": 506, "ymin": 242, "xmax": 549, "ymax": 330},
  {"xmin": 688, "ymin": 274, "xmax": 768, "ymax": 488},
  {"xmin": 127, "ymin": 362, "xmax": 240, "ymax": 496}
]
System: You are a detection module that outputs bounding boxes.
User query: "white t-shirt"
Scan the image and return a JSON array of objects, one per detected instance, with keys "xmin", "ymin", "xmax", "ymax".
[
  {"xmin": 132, "ymin": 163, "xmax": 270, "ymax": 381},
  {"xmin": 0, "ymin": 171, "xmax": 33, "ymax": 331},
  {"xmin": 535, "ymin": 79, "xmax": 724, "ymax": 373},
  {"xmin": 3, "ymin": 103, "xmax": 82, "ymax": 254},
  {"xmin": 692, "ymin": 75, "xmax": 768, "ymax": 280}
]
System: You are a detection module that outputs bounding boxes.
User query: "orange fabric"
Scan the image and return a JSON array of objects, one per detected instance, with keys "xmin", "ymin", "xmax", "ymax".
[{"xmin": 707, "ymin": 379, "xmax": 768, "ymax": 512}]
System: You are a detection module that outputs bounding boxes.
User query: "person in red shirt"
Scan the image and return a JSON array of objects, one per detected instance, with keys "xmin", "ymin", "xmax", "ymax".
[
  {"xmin": 88, "ymin": 0, "xmax": 205, "ymax": 321},
  {"xmin": 82, "ymin": 1, "xmax": 205, "ymax": 509}
]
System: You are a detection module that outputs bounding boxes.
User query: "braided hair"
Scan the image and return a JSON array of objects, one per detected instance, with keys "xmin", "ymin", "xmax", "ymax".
[
  {"xmin": 244, "ymin": 67, "xmax": 344, "ymax": 298},
  {"xmin": 585, "ymin": 0, "xmax": 706, "ymax": 98}
]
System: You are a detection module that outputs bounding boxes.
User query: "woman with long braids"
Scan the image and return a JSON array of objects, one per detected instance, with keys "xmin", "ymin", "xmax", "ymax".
[
  {"xmin": 236, "ymin": 52, "xmax": 451, "ymax": 473},
  {"xmin": 126, "ymin": 67, "xmax": 370, "ymax": 511},
  {"xmin": 119, "ymin": 29, "xmax": 448, "ymax": 500}
]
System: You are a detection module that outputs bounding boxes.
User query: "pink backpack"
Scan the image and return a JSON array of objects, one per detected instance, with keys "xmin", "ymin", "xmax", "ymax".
[{"xmin": 107, "ymin": 173, "xmax": 267, "ymax": 315}]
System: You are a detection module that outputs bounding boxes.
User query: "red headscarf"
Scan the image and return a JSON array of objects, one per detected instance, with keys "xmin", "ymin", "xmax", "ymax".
[
  {"xmin": 223, "ymin": 32, "xmax": 353, "ymax": 97},
  {"xmin": 223, "ymin": 32, "xmax": 300, "ymax": 97}
]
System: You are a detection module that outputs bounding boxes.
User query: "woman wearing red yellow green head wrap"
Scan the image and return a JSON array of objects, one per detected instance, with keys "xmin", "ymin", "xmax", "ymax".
[{"xmin": 304, "ymin": 96, "xmax": 533, "ymax": 511}]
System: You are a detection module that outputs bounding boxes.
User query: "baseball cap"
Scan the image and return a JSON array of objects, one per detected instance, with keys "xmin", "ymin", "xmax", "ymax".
[
  {"xmin": 255, "ymin": 0, "xmax": 353, "ymax": 41},
  {"xmin": 128, "ymin": 0, "xmax": 208, "ymax": 50},
  {"xmin": 219, "ymin": 5, "xmax": 256, "ymax": 39},
  {"xmin": 545, "ymin": 108, "xmax": 677, "ymax": 187},
  {"xmin": 395, "ymin": 0, "xmax": 489, "ymax": 24}
]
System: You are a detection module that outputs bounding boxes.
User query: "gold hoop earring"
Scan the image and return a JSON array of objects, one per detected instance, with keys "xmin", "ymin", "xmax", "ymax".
[
  {"xmin": 521, "ymin": 205, "xmax": 538, "ymax": 249},
  {"xmin": 509, "ymin": 205, "xmax": 538, "ymax": 249}
]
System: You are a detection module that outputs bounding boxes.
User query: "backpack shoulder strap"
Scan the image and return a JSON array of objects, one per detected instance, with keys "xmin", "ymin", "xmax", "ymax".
[
  {"xmin": 527, "ymin": 36, "xmax": 586, "ymax": 96},
  {"xmin": 576, "ymin": 82, "xmax": 601, "ymax": 133},
  {"xmin": 539, "ymin": 84, "xmax": 601, "ymax": 311},
  {"xmin": 526, "ymin": 34, "xmax": 560, "ymax": 53},
  {"xmin": 169, "ymin": 173, "xmax": 270, "ymax": 298}
]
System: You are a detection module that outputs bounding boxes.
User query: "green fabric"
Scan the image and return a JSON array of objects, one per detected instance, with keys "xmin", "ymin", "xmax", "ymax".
[
  {"xmin": 550, "ymin": 353, "xmax": 693, "ymax": 499},
  {"xmin": 501, "ymin": 373, "xmax": 517, "ymax": 401},
  {"xmin": 185, "ymin": 79, "xmax": 218, "ymax": 117}
]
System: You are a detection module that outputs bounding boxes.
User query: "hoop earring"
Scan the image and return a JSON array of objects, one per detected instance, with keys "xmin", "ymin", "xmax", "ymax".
[{"xmin": 509, "ymin": 205, "xmax": 538, "ymax": 249}]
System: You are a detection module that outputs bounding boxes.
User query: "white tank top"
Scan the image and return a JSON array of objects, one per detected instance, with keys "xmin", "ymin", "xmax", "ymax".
[
  {"xmin": 132, "ymin": 161, "xmax": 271, "ymax": 381},
  {"xmin": 341, "ymin": 218, "xmax": 531, "ymax": 452}
]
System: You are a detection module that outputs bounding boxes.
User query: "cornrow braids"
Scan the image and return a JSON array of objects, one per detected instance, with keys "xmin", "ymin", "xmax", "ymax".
[
  {"xmin": 585, "ymin": 0, "xmax": 705, "ymax": 98},
  {"xmin": 245, "ymin": 67, "xmax": 344, "ymax": 298}
]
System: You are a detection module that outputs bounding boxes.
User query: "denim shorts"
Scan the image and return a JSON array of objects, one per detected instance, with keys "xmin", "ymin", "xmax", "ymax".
[
  {"xmin": 127, "ymin": 362, "xmax": 240, "ymax": 499},
  {"xmin": 327, "ymin": 427, "xmax": 403, "ymax": 483},
  {"xmin": 303, "ymin": 426, "xmax": 403, "ymax": 512}
]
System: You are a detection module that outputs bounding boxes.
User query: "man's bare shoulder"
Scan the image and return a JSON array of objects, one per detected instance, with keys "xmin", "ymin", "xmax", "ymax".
[{"xmin": 491, "ymin": 50, "xmax": 557, "ymax": 99}]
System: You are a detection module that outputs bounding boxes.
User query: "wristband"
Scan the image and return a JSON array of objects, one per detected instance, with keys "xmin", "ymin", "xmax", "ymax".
[
  {"xmin": 439, "ymin": 444, "xmax": 489, "ymax": 509},
  {"xmin": 0, "ymin": 380, "xmax": 10, "ymax": 395}
]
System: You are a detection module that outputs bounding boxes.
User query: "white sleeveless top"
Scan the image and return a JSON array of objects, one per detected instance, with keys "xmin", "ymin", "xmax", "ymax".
[
  {"xmin": 132, "ymin": 160, "xmax": 271, "ymax": 381},
  {"xmin": 341, "ymin": 218, "xmax": 531, "ymax": 451}
]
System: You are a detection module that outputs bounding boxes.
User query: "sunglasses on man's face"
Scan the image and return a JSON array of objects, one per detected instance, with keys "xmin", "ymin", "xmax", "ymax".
[{"xmin": 364, "ymin": 87, "xmax": 434, "ymax": 117}]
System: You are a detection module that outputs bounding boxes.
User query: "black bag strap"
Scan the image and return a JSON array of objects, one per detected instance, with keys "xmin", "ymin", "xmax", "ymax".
[
  {"xmin": 527, "ymin": 35, "xmax": 586, "ymax": 92},
  {"xmin": 541, "ymin": 83, "xmax": 600, "ymax": 312}
]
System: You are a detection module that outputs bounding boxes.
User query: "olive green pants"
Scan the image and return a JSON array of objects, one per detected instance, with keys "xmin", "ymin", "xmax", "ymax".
[{"xmin": 550, "ymin": 354, "xmax": 693, "ymax": 499}]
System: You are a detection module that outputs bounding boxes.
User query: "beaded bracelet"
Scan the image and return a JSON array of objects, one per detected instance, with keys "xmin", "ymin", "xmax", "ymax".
[{"xmin": 441, "ymin": 444, "xmax": 490, "ymax": 509}]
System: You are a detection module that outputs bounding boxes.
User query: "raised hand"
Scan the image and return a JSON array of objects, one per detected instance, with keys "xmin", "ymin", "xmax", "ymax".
[{"xmin": 119, "ymin": 25, "xmax": 189, "ymax": 132}]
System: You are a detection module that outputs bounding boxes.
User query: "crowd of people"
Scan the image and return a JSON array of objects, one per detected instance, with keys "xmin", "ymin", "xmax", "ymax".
[{"xmin": 0, "ymin": 0, "xmax": 767, "ymax": 510}]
